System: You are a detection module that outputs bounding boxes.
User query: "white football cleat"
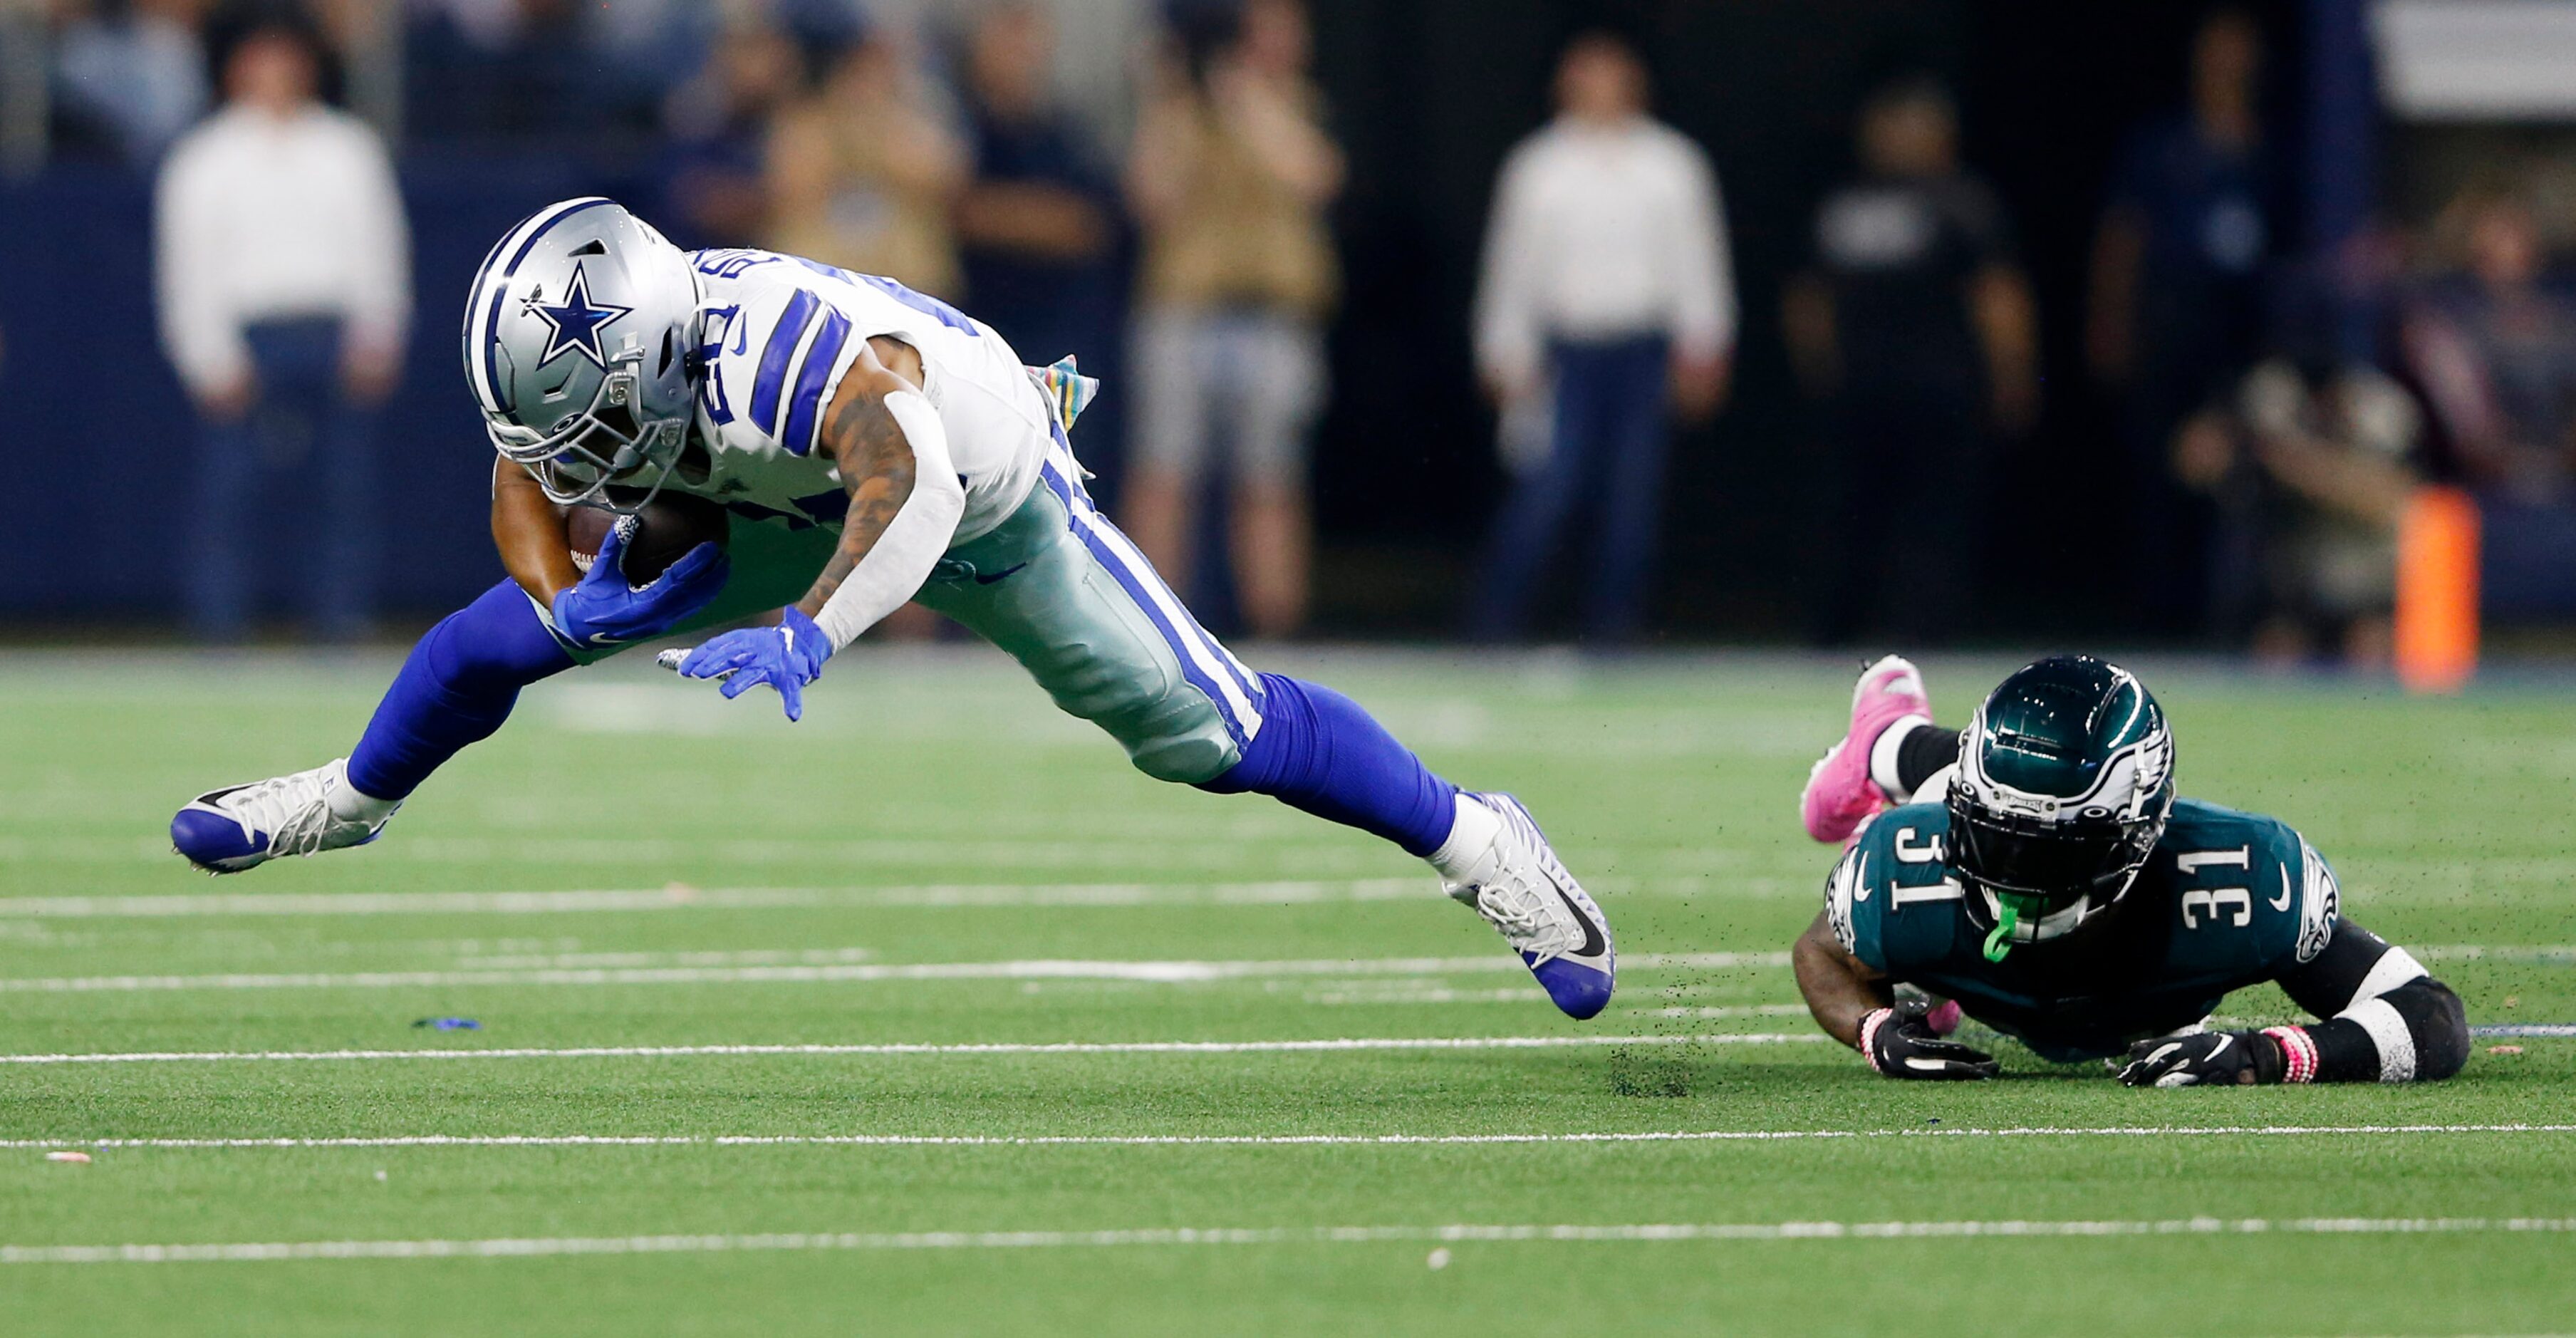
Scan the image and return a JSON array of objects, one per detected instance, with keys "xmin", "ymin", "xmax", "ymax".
[
  {"xmin": 170, "ymin": 759, "xmax": 398, "ymax": 875},
  {"xmin": 1442, "ymin": 793, "xmax": 1616, "ymax": 1019}
]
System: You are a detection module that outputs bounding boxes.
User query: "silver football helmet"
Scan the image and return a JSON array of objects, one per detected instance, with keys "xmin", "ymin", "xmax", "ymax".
[{"xmin": 462, "ymin": 197, "xmax": 702, "ymax": 512}]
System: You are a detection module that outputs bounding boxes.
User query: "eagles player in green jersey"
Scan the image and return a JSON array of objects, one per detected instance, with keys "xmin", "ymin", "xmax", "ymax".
[{"xmin": 1790, "ymin": 655, "xmax": 2468, "ymax": 1086}]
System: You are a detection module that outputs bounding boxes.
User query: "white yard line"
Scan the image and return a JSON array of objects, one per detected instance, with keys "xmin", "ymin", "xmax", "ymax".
[
  {"xmin": 0, "ymin": 1033, "xmax": 1815, "ymax": 1066},
  {"xmin": 7, "ymin": 1124, "xmax": 2575, "ymax": 1152},
  {"xmin": 1297, "ymin": 992, "xmax": 1814, "ymax": 1017},
  {"xmin": 0, "ymin": 835, "xmax": 1788, "ymax": 873},
  {"xmin": 2419, "ymin": 945, "xmax": 2576, "ymax": 964},
  {"xmin": 11, "ymin": 1022, "xmax": 2550, "ymax": 1067},
  {"xmin": 0, "ymin": 950, "xmax": 1788, "ymax": 995},
  {"xmin": 453, "ymin": 948, "xmax": 878, "ymax": 970},
  {"xmin": 1302, "ymin": 987, "xmax": 1594, "ymax": 1007},
  {"xmin": 10, "ymin": 1215, "xmax": 2575, "ymax": 1265},
  {"xmin": 1640, "ymin": 1004, "xmax": 1821, "ymax": 1019},
  {"xmin": 1, "ymin": 835, "xmax": 1400, "ymax": 868},
  {"xmin": 0, "ymin": 881, "xmax": 1428, "ymax": 919},
  {"xmin": 0, "ymin": 876, "xmax": 1767, "ymax": 919}
]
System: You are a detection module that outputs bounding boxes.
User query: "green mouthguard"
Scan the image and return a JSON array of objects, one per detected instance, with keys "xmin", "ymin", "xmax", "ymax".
[{"xmin": 1981, "ymin": 896, "xmax": 2028, "ymax": 963}]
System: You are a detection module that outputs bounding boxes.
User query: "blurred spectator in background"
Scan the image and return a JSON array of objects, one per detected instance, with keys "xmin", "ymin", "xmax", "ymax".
[
  {"xmin": 2403, "ymin": 186, "xmax": 2576, "ymax": 501},
  {"xmin": 662, "ymin": 23, "xmax": 801, "ymax": 248},
  {"xmin": 954, "ymin": 1, "xmax": 1121, "ymax": 374},
  {"xmin": 2401, "ymin": 183, "xmax": 2576, "ymax": 623},
  {"xmin": 2176, "ymin": 302, "xmax": 2419, "ymax": 668},
  {"xmin": 768, "ymin": 26, "xmax": 967, "ymax": 296},
  {"xmin": 583, "ymin": 0, "xmax": 719, "ymax": 130},
  {"xmin": 1785, "ymin": 75, "xmax": 2036, "ymax": 647},
  {"xmin": 51, "ymin": 0, "xmax": 210, "ymax": 164},
  {"xmin": 1124, "ymin": 0, "xmax": 1341, "ymax": 639},
  {"xmin": 405, "ymin": 0, "xmax": 591, "ymax": 144},
  {"xmin": 2088, "ymin": 7, "xmax": 2277, "ymax": 633},
  {"xmin": 1465, "ymin": 31, "xmax": 1735, "ymax": 645},
  {"xmin": 156, "ymin": 16, "xmax": 410, "ymax": 642}
]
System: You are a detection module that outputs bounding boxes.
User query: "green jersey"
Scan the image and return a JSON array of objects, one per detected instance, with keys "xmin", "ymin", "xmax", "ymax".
[{"xmin": 1825, "ymin": 797, "xmax": 2340, "ymax": 1062}]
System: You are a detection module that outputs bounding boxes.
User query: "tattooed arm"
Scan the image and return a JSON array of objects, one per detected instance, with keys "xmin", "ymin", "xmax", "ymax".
[
  {"xmin": 793, "ymin": 336, "xmax": 957, "ymax": 628},
  {"xmin": 668, "ymin": 334, "xmax": 964, "ymax": 719}
]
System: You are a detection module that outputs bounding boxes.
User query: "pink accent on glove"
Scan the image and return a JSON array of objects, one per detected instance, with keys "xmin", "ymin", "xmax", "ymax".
[
  {"xmin": 2264, "ymin": 1025, "xmax": 2318, "ymax": 1084},
  {"xmin": 1858, "ymin": 1006, "xmax": 1896, "ymax": 1075}
]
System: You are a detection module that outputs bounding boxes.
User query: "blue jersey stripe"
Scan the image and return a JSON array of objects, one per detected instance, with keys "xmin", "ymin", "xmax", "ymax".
[
  {"xmin": 749, "ymin": 289, "xmax": 819, "ymax": 437},
  {"xmin": 781, "ymin": 308, "xmax": 852, "ymax": 457}
]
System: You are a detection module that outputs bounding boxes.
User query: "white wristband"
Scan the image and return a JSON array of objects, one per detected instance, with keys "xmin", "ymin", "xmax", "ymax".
[{"xmin": 811, "ymin": 388, "xmax": 965, "ymax": 653}]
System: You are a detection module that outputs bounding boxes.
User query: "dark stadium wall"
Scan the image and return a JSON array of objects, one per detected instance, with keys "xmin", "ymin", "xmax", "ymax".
[
  {"xmin": 0, "ymin": 157, "xmax": 613, "ymax": 627},
  {"xmin": 1304, "ymin": 0, "xmax": 2305, "ymax": 641},
  {"xmin": 0, "ymin": 0, "xmax": 2308, "ymax": 641}
]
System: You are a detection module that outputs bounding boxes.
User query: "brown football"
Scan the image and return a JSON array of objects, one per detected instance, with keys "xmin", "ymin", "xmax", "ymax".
[{"xmin": 562, "ymin": 493, "xmax": 731, "ymax": 584}]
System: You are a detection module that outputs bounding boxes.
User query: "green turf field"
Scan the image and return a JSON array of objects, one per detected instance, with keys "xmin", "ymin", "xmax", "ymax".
[{"xmin": 2, "ymin": 648, "xmax": 2572, "ymax": 1336}]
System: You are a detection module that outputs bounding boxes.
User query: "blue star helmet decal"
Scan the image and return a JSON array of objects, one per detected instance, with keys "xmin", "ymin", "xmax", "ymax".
[{"xmin": 525, "ymin": 262, "xmax": 633, "ymax": 370}]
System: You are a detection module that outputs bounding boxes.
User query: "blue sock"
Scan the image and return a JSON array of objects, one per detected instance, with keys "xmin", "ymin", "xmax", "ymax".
[
  {"xmin": 346, "ymin": 579, "xmax": 573, "ymax": 801},
  {"xmin": 1200, "ymin": 674, "xmax": 1459, "ymax": 856}
]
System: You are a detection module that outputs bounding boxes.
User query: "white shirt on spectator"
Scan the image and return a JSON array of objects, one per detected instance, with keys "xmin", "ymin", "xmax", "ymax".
[
  {"xmin": 155, "ymin": 103, "xmax": 412, "ymax": 398},
  {"xmin": 1475, "ymin": 114, "xmax": 1735, "ymax": 385}
]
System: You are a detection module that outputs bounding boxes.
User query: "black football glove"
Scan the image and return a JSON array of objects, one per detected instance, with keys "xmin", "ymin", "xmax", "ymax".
[
  {"xmin": 1860, "ymin": 1000, "xmax": 1999, "ymax": 1080},
  {"xmin": 2117, "ymin": 1030, "xmax": 2285, "ymax": 1087}
]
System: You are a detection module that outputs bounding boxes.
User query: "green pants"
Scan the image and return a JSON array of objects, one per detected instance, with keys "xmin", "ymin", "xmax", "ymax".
[{"xmin": 556, "ymin": 476, "xmax": 1259, "ymax": 786}]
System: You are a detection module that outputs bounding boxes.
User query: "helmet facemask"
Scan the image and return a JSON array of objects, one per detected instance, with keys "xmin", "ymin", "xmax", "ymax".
[
  {"xmin": 487, "ymin": 350, "xmax": 690, "ymax": 513},
  {"xmin": 1948, "ymin": 779, "xmax": 2171, "ymax": 962},
  {"xmin": 462, "ymin": 197, "xmax": 704, "ymax": 517}
]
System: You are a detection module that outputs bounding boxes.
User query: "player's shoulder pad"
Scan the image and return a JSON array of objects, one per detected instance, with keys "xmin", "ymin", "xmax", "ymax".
[
  {"xmin": 1825, "ymin": 802, "xmax": 1959, "ymax": 972},
  {"xmin": 2163, "ymin": 798, "xmax": 2338, "ymax": 966},
  {"xmin": 2290, "ymin": 832, "xmax": 2341, "ymax": 963},
  {"xmin": 695, "ymin": 258, "xmax": 794, "ymax": 373},
  {"xmin": 691, "ymin": 256, "xmax": 869, "ymax": 455},
  {"xmin": 1823, "ymin": 841, "xmax": 1867, "ymax": 958}
]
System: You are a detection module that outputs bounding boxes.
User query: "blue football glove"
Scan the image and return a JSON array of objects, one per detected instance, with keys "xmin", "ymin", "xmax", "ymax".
[
  {"xmin": 668, "ymin": 606, "xmax": 833, "ymax": 722},
  {"xmin": 548, "ymin": 522, "xmax": 729, "ymax": 651}
]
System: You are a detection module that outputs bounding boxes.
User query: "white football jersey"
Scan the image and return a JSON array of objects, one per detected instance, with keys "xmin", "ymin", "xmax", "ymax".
[{"xmin": 677, "ymin": 249, "xmax": 1052, "ymax": 544}]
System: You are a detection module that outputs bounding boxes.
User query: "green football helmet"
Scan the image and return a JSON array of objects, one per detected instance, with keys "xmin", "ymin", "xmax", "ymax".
[{"xmin": 1948, "ymin": 655, "xmax": 2176, "ymax": 962}]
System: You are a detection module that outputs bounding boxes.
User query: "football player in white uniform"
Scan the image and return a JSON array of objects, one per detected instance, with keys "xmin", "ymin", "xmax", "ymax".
[{"xmin": 171, "ymin": 198, "xmax": 1616, "ymax": 1019}]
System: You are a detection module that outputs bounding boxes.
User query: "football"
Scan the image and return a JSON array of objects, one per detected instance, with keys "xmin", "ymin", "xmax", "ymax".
[{"xmin": 562, "ymin": 493, "xmax": 731, "ymax": 585}]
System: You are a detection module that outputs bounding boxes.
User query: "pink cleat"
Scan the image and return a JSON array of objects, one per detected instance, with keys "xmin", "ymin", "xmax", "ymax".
[{"xmin": 1799, "ymin": 655, "xmax": 1932, "ymax": 845}]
